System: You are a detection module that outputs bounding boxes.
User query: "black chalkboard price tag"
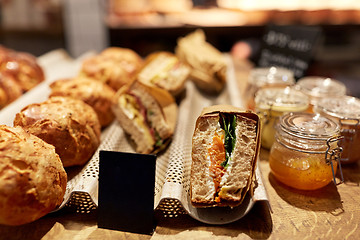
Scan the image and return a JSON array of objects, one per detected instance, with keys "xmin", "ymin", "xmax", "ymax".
[
  {"xmin": 97, "ymin": 150, "xmax": 157, "ymax": 235},
  {"xmin": 258, "ymin": 25, "xmax": 322, "ymax": 79}
]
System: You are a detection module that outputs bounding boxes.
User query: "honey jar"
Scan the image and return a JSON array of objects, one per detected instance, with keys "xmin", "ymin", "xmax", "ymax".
[
  {"xmin": 245, "ymin": 67, "xmax": 295, "ymax": 110},
  {"xmin": 315, "ymin": 96, "xmax": 360, "ymax": 164},
  {"xmin": 255, "ymin": 87, "xmax": 309, "ymax": 149},
  {"xmin": 269, "ymin": 112, "xmax": 343, "ymax": 190},
  {"xmin": 295, "ymin": 76, "xmax": 346, "ymax": 113}
]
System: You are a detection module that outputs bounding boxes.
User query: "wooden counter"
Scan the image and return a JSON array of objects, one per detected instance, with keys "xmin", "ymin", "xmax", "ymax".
[{"xmin": 1, "ymin": 57, "xmax": 360, "ymax": 240}]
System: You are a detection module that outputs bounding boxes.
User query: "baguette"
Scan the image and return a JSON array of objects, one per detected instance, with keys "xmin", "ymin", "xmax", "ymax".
[{"xmin": 191, "ymin": 105, "xmax": 259, "ymax": 207}]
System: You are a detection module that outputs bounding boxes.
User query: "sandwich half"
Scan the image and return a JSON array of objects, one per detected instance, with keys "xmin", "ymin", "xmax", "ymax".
[
  {"xmin": 191, "ymin": 105, "xmax": 260, "ymax": 207},
  {"xmin": 137, "ymin": 51, "xmax": 190, "ymax": 97},
  {"xmin": 112, "ymin": 80, "xmax": 177, "ymax": 154}
]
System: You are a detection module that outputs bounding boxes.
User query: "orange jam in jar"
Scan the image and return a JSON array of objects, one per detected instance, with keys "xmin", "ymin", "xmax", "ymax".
[
  {"xmin": 315, "ymin": 96, "xmax": 360, "ymax": 164},
  {"xmin": 295, "ymin": 76, "xmax": 346, "ymax": 113},
  {"xmin": 269, "ymin": 112, "xmax": 342, "ymax": 190},
  {"xmin": 245, "ymin": 67, "xmax": 295, "ymax": 110},
  {"xmin": 255, "ymin": 87, "xmax": 309, "ymax": 149}
]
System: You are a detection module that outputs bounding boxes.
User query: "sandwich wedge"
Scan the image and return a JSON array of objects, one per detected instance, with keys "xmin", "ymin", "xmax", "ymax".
[
  {"xmin": 191, "ymin": 105, "xmax": 260, "ymax": 207},
  {"xmin": 175, "ymin": 29, "xmax": 227, "ymax": 94},
  {"xmin": 137, "ymin": 51, "xmax": 190, "ymax": 97},
  {"xmin": 112, "ymin": 80, "xmax": 177, "ymax": 154}
]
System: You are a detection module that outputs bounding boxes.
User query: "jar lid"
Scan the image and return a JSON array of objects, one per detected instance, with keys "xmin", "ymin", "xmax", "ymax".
[
  {"xmin": 295, "ymin": 76, "xmax": 346, "ymax": 99},
  {"xmin": 279, "ymin": 112, "xmax": 340, "ymax": 140},
  {"xmin": 249, "ymin": 67, "xmax": 295, "ymax": 87},
  {"xmin": 255, "ymin": 87, "xmax": 309, "ymax": 112},
  {"xmin": 316, "ymin": 96, "xmax": 360, "ymax": 120}
]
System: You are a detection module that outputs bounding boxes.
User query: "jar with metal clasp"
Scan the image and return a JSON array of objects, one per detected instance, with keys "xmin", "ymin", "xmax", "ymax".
[
  {"xmin": 269, "ymin": 112, "xmax": 344, "ymax": 190},
  {"xmin": 295, "ymin": 76, "xmax": 347, "ymax": 113},
  {"xmin": 315, "ymin": 95, "xmax": 360, "ymax": 164},
  {"xmin": 245, "ymin": 66, "xmax": 295, "ymax": 110},
  {"xmin": 255, "ymin": 87, "xmax": 309, "ymax": 149}
]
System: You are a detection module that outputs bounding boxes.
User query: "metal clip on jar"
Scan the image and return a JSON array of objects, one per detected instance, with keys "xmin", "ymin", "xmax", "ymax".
[
  {"xmin": 295, "ymin": 76, "xmax": 346, "ymax": 113},
  {"xmin": 245, "ymin": 67, "xmax": 295, "ymax": 110},
  {"xmin": 315, "ymin": 96, "xmax": 360, "ymax": 164},
  {"xmin": 269, "ymin": 112, "xmax": 344, "ymax": 190},
  {"xmin": 255, "ymin": 87, "xmax": 309, "ymax": 149}
]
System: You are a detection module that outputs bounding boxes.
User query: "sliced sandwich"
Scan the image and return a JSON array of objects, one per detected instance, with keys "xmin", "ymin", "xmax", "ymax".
[
  {"xmin": 137, "ymin": 51, "xmax": 190, "ymax": 97},
  {"xmin": 191, "ymin": 105, "xmax": 260, "ymax": 207},
  {"xmin": 175, "ymin": 29, "xmax": 227, "ymax": 94},
  {"xmin": 112, "ymin": 80, "xmax": 177, "ymax": 154}
]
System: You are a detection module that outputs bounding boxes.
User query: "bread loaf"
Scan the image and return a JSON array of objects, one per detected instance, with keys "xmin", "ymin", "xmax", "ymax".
[{"xmin": 0, "ymin": 125, "xmax": 67, "ymax": 226}]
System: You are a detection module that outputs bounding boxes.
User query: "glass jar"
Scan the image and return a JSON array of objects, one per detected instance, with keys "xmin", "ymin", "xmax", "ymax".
[
  {"xmin": 269, "ymin": 112, "xmax": 343, "ymax": 190},
  {"xmin": 245, "ymin": 67, "xmax": 295, "ymax": 110},
  {"xmin": 315, "ymin": 96, "xmax": 360, "ymax": 164},
  {"xmin": 295, "ymin": 76, "xmax": 346, "ymax": 113},
  {"xmin": 255, "ymin": 87, "xmax": 309, "ymax": 149}
]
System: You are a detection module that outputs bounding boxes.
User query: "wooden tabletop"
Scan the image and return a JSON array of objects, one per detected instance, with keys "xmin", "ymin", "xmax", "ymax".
[{"xmin": 1, "ymin": 57, "xmax": 360, "ymax": 240}]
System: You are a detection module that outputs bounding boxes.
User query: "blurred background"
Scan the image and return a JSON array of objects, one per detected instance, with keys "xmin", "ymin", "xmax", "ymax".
[{"xmin": 1, "ymin": 0, "xmax": 360, "ymax": 95}]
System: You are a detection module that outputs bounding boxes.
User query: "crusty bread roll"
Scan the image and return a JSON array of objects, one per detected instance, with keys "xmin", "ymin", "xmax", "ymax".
[
  {"xmin": 176, "ymin": 29, "xmax": 227, "ymax": 94},
  {"xmin": 137, "ymin": 51, "xmax": 190, "ymax": 97},
  {"xmin": 13, "ymin": 96, "xmax": 101, "ymax": 167},
  {"xmin": 112, "ymin": 80, "xmax": 177, "ymax": 154},
  {"xmin": 191, "ymin": 105, "xmax": 259, "ymax": 207},
  {"xmin": 0, "ymin": 72, "xmax": 23, "ymax": 109},
  {"xmin": 49, "ymin": 77, "xmax": 116, "ymax": 127},
  {"xmin": 0, "ymin": 125, "xmax": 67, "ymax": 226},
  {"xmin": 0, "ymin": 46, "xmax": 44, "ymax": 92},
  {"xmin": 79, "ymin": 47, "xmax": 143, "ymax": 90}
]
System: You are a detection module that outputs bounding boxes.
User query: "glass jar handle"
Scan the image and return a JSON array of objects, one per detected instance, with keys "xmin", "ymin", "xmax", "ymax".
[{"xmin": 325, "ymin": 136, "xmax": 344, "ymax": 185}]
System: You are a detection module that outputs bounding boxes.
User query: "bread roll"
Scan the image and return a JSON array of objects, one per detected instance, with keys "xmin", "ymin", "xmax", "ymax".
[
  {"xmin": 0, "ymin": 72, "xmax": 23, "ymax": 109},
  {"xmin": 191, "ymin": 105, "xmax": 259, "ymax": 207},
  {"xmin": 0, "ymin": 46, "xmax": 44, "ymax": 92},
  {"xmin": 50, "ymin": 77, "xmax": 116, "ymax": 127},
  {"xmin": 0, "ymin": 125, "xmax": 67, "ymax": 226},
  {"xmin": 14, "ymin": 96, "xmax": 101, "ymax": 167},
  {"xmin": 79, "ymin": 47, "xmax": 143, "ymax": 90}
]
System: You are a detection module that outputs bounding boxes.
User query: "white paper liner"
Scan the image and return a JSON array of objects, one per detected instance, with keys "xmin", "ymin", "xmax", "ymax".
[{"xmin": 0, "ymin": 51, "xmax": 269, "ymax": 223}]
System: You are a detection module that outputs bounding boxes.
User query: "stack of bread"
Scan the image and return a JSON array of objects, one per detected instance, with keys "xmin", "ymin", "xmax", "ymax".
[{"xmin": 0, "ymin": 46, "xmax": 45, "ymax": 109}]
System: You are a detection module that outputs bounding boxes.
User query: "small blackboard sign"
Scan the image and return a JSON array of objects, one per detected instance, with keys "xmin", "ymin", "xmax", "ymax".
[
  {"xmin": 257, "ymin": 25, "xmax": 322, "ymax": 79},
  {"xmin": 98, "ymin": 150, "xmax": 157, "ymax": 235}
]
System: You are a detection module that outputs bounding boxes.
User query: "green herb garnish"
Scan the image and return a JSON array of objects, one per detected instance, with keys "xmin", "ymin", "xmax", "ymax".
[{"xmin": 220, "ymin": 113, "xmax": 237, "ymax": 168}]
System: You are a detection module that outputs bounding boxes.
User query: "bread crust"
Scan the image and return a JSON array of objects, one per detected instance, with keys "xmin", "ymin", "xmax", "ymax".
[
  {"xmin": 0, "ymin": 125, "xmax": 67, "ymax": 226},
  {"xmin": 190, "ymin": 105, "xmax": 260, "ymax": 208},
  {"xmin": 13, "ymin": 96, "xmax": 101, "ymax": 167},
  {"xmin": 50, "ymin": 77, "xmax": 116, "ymax": 127}
]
